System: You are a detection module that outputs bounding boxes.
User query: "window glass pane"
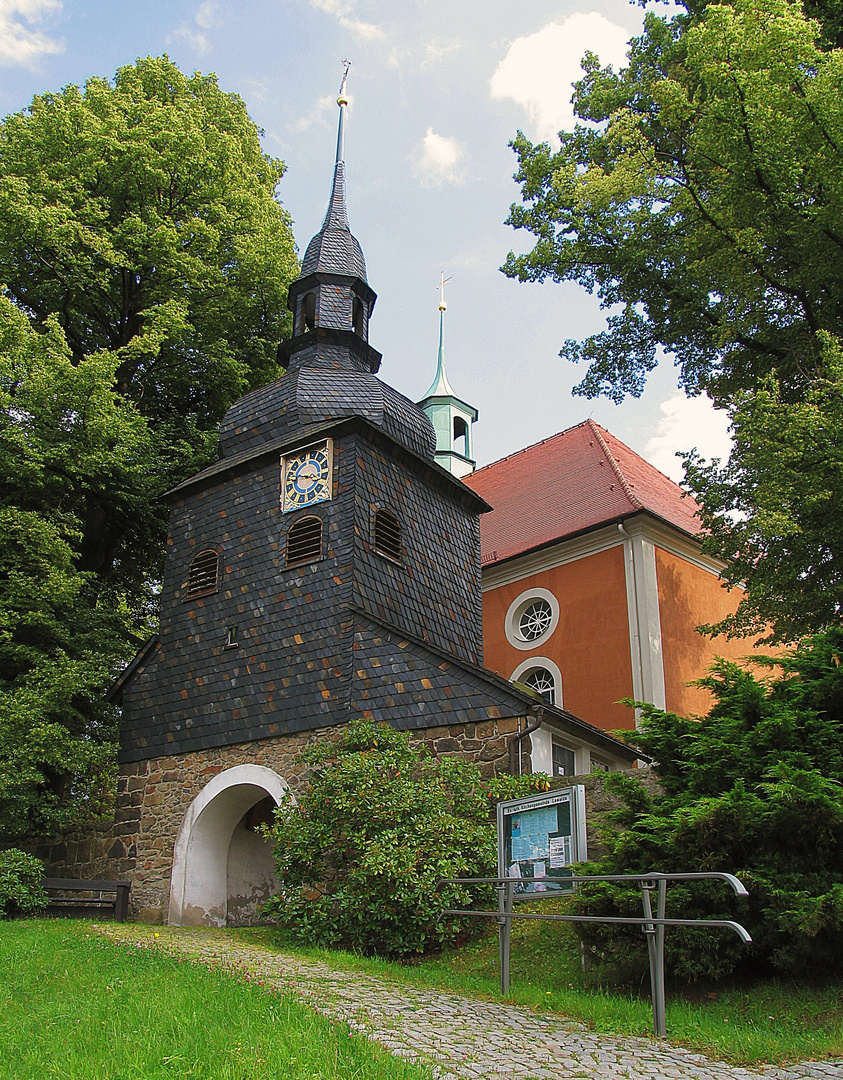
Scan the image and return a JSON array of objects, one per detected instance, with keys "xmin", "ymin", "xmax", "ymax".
[
  {"xmin": 552, "ymin": 743, "xmax": 575, "ymax": 777},
  {"xmin": 519, "ymin": 600, "xmax": 552, "ymax": 640},
  {"xmin": 523, "ymin": 667, "xmax": 555, "ymax": 703}
]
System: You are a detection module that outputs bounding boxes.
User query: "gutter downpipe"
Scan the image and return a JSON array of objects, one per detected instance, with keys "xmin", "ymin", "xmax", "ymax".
[{"xmin": 509, "ymin": 704, "xmax": 544, "ymax": 776}]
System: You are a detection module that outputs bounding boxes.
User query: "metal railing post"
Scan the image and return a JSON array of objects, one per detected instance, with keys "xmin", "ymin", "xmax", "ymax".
[
  {"xmin": 640, "ymin": 880, "xmax": 667, "ymax": 1037},
  {"xmin": 437, "ymin": 870, "xmax": 751, "ymax": 1039},
  {"xmin": 496, "ymin": 881, "xmax": 512, "ymax": 993}
]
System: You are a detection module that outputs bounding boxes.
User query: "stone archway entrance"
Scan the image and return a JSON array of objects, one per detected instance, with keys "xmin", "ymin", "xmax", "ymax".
[{"xmin": 168, "ymin": 764, "xmax": 290, "ymax": 926}]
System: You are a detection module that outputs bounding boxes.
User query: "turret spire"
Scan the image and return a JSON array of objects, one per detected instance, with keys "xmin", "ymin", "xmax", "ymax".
[
  {"xmin": 424, "ymin": 272, "xmax": 456, "ymax": 399},
  {"xmin": 283, "ymin": 62, "xmax": 378, "ymax": 373},
  {"xmin": 418, "ymin": 275, "xmax": 478, "ymax": 478},
  {"xmin": 335, "ymin": 59, "xmax": 350, "ymax": 164},
  {"xmin": 300, "ymin": 60, "xmax": 366, "ymax": 280}
]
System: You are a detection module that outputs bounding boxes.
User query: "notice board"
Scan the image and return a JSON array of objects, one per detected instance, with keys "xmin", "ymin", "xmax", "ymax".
[{"xmin": 496, "ymin": 786, "xmax": 587, "ymax": 898}]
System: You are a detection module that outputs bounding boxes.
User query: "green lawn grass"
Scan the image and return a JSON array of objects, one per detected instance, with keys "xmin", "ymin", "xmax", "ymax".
[
  {"xmin": 0, "ymin": 920, "xmax": 433, "ymax": 1080},
  {"xmin": 246, "ymin": 903, "xmax": 843, "ymax": 1067}
]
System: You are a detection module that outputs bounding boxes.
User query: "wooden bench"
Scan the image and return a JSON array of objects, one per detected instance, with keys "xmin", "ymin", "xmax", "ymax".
[{"xmin": 42, "ymin": 878, "xmax": 130, "ymax": 922}]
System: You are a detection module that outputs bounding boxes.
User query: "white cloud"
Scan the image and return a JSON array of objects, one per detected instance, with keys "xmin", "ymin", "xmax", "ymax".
[
  {"xmin": 644, "ymin": 393, "xmax": 732, "ymax": 484},
  {"xmin": 195, "ymin": 1, "xmax": 223, "ymax": 29},
  {"xmin": 422, "ymin": 38, "xmax": 461, "ymax": 67},
  {"xmin": 0, "ymin": 0, "xmax": 64, "ymax": 67},
  {"xmin": 414, "ymin": 128, "xmax": 466, "ymax": 188},
  {"xmin": 168, "ymin": 1, "xmax": 225, "ymax": 56},
  {"xmin": 309, "ymin": 0, "xmax": 385, "ymax": 42},
  {"xmin": 490, "ymin": 12, "xmax": 631, "ymax": 140},
  {"xmin": 294, "ymin": 93, "xmax": 339, "ymax": 132},
  {"xmin": 169, "ymin": 24, "xmax": 210, "ymax": 54}
]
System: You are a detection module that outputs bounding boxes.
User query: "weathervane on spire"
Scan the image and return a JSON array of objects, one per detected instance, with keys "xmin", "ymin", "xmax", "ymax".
[
  {"xmin": 335, "ymin": 59, "xmax": 351, "ymax": 164},
  {"xmin": 438, "ymin": 271, "xmax": 453, "ymax": 312},
  {"xmin": 338, "ymin": 59, "xmax": 351, "ymax": 105}
]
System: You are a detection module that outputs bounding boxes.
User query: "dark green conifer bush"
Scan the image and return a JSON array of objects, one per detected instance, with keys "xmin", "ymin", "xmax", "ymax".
[{"xmin": 572, "ymin": 630, "xmax": 843, "ymax": 982}]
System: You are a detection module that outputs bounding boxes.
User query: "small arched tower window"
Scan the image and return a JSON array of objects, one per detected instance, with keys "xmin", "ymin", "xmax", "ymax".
[
  {"xmin": 286, "ymin": 516, "xmax": 323, "ymax": 567},
  {"xmin": 299, "ymin": 292, "xmax": 316, "ymax": 335},
  {"xmin": 373, "ymin": 507, "xmax": 401, "ymax": 561},
  {"xmin": 186, "ymin": 549, "xmax": 219, "ymax": 598},
  {"xmin": 352, "ymin": 296, "xmax": 365, "ymax": 336},
  {"xmin": 453, "ymin": 416, "xmax": 468, "ymax": 457}
]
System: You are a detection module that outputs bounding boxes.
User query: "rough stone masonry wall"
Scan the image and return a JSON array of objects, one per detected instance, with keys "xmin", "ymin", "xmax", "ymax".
[
  {"xmin": 36, "ymin": 717, "xmax": 516, "ymax": 922},
  {"xmin": 34, "ymin": 722, "xmax": 651, "ymax": 922}
]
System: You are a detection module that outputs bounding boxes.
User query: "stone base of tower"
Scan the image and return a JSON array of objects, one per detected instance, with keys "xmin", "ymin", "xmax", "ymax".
[{"xmin": 33, "ymin": 719, "xmax": 516, "ymax": 925}]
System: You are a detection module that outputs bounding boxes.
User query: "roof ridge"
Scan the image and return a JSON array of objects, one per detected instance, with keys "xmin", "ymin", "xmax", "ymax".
[
  {"xmin": 470, "ymin": 419, "xmax": 594, "ymax": 476},
  {"xmin": 587, "ymin": 418, "xmax": 644, "ymax": 511}
]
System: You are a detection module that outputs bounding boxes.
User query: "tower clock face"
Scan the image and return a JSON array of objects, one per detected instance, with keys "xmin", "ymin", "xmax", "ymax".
[{"xmin": 281, "ymin": 440, "xmax": 333, "ymax": 513}]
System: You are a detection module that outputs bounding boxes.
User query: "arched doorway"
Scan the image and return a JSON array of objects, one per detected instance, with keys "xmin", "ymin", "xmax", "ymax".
[{"xmin": 168, "ymin": 764, "xmax": 291, "ymax": 926}]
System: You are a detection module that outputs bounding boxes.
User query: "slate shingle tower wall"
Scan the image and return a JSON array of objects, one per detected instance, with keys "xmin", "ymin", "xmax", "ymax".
[
  {"xmin": 116, "ymin": 84, "xmax": 493, "ymax": 764},
  {"xmin": 114, "ymin": 79, "xmax": 632, "ymax": 770}
]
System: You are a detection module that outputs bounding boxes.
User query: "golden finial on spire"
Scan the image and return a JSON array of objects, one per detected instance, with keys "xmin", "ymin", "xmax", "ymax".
[
  {"xmin": 337, "ymin": 59, "xmax": 351, "ymax": 106},
  {"xmin": 438, "ymin": 271, "xmax": 453, "ymax": 312}
]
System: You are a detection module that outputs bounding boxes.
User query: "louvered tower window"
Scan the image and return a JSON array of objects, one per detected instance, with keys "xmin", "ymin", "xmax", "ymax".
[
  {"xmin": 286, "ymin": 516, "xmax": 323, "ymax": 566},
  {"xmin": 373, "ymin": 507, "xmax": 401, "ymax": 561},
  {"xmin": 186, "ymin": 549, "xmax": 219, "ymax": 597}
]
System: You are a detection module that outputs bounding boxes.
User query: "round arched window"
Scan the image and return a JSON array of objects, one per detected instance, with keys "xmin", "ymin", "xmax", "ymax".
[
  {"xmin": 510, "ymin": 657, "xmax": 563, "ymax": 708},
  {"xmin": 186, "ymin": 549, "xmax": 219, "ymax": 598},
  {"xmin": 523, "ymin": 667, "xmax": 555, "ymax": 702}
]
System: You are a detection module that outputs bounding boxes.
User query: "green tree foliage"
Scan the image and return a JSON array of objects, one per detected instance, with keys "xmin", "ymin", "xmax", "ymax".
[
  {"xmin": 0, "ymin": 849, "xmax": 47, "ymax": 917},
  {"xmin": 683, "ymin": 333, "xmax": 843, "ymax": 642},
  {"xmin": 0, "ymin": 55, "xmax": 297, "ymax": 593},
  {"xmin": 263, "ymin": 721, "xmax": 549, "ymax": 958},
  {"xmin": 0, "ymin": 57, "xmax": 298, "ymax": 837},
  {"xmin": 504, "ymin": 0, "xmax": 843, "ymax": 407},
  {"xmin": 503, "ymin": 0, "xmax": 843, "ymax": 640},
  {"xmin": 573, "ymin": 632, "xmax": 843, "ymax": 981},
  {"xmin": 0, "ymin": 299, "xmax": 140, "ymax": 836}
]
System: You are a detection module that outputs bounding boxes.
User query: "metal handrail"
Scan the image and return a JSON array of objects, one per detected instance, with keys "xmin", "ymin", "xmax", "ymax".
[{"xmin": 436, "ymin": 870, "xmax": 751, "ymax": 1038}]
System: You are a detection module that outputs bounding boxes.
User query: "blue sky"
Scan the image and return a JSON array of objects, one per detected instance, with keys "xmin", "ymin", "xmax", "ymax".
[{"xmin": 0, "ymin": 0, "xmax": 731, "ymax": 477}]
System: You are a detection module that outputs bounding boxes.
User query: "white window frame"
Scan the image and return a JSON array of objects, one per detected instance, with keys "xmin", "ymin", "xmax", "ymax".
[
  {"xmin": 510, "ymin": 656, "xmax": 563, "ymax": 708},
  {"xmin": 504, "ymin": 587, "xmax": 560, "ymax": 651}
]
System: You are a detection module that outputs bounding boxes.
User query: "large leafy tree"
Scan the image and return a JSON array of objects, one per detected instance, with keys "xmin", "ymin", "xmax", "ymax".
[
  {"xmin": 0, "ymin": 55, "xmax": 297, "ymax": 596},
  {"xmin": 683, "ymin": 333, "xmax": 843, "ymax": 642},
  {"xmin": 503, "ymin": 0, "xmax": 843, "ymax": 639},
  {"xmin": 0, "ymin": 299, "xmax": 142, "ymax": 836},
  {"xmin": 0, "ymin": 57, "xmax": 298, "ymax": 836}
]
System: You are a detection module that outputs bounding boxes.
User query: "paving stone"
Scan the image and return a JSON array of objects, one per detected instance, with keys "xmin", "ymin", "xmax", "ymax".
[{"xmin": 97, "ymin": 926, "xmax": 842, "ymax": 1080}]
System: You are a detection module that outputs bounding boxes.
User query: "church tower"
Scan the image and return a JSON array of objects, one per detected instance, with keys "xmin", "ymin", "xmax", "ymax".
[
  {"xmin": 108, "ymin": 67, "xmax": 636, "ymax": 926},
  {"xmin": 418, "ymin": 275, "xmax": 477, "ymax": 479}
]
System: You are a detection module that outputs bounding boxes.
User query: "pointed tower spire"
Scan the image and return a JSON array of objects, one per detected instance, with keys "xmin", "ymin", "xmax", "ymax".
[
  {"xmin": 283, "ymin": 61, "xmax": 380, "ymax": 374},
  {"xmin": 418, "ymin": 274, "xmax": 478, "ymax": 478},
  {"xmin": 422, "ymin": 273, "xmax": 456, "ymax": 398},
  {"xmin": 300, "ymin": 60, "xmax": 367, "ymax": 281}
]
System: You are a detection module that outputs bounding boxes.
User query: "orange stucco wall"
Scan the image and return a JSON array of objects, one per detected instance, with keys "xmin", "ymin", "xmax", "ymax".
[
  {"xmin": 482, "ymin": 545, "xmax": 636, "ymax": 733},
  {"xmin": 655, "ymin": 547, "xmax": 760, "ymax": 718}
]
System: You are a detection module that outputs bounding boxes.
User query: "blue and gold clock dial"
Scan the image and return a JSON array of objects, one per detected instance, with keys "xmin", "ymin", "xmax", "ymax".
[{"xmin": 281, "ymin": 440, "xmax": 333, "ymax": 512}]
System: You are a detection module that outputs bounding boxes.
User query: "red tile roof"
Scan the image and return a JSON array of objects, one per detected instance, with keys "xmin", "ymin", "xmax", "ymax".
[{"xmin": 463, "ymin": 419, "xmax": 702, "ymax": 566}]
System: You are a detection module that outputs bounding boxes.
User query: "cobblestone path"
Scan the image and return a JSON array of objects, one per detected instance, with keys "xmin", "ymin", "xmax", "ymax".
[{"xmin": 99, "ymin": 925, "xmax": 841, "ymax": 1080}]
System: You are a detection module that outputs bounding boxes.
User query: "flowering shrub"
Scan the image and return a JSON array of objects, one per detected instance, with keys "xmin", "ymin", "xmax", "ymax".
[{"xmin": 263, "ymin": 720, "xmax": 550, "ymax": 958}]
